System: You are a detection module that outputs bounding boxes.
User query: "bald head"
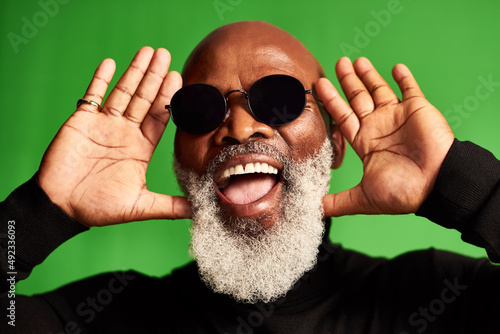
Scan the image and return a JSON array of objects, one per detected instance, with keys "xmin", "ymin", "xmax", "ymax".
[{"xmin": 182, "ymin": 21, "xmax": 325, "ymax": 86}]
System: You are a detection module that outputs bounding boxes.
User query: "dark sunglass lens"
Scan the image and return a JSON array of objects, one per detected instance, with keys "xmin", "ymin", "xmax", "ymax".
[
  {"xmin": 248, "ymin": 75, "xmax": 306, "ymax": 126},
  {"xmin": 170, "ymin": 84, "xmax": 226, "ymax": 135}
]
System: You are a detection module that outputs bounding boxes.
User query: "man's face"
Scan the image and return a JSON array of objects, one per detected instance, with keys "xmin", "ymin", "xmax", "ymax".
[
  {"xmin": 173, "ymin": 22, "xmax": 335, "ymax": 303},
  {"xmin": 174, "ymin": 42, "xmax": 330, "ymax": 227}
]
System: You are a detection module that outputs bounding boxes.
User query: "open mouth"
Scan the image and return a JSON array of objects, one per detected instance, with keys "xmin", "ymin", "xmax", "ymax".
[{"xmin": 214, "ymin": 157, "xmax": 282, "ymax": 208}]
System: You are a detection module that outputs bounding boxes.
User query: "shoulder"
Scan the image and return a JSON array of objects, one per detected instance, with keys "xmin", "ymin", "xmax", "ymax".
[{"xmin": 332, "ymin": 244, "xmax": 496, "ymax": 289}]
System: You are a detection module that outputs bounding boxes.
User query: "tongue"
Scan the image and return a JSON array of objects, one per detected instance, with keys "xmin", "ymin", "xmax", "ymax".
[{"xmin": 221, "ymin": 174, "xmax": 277, "ymax": 205}]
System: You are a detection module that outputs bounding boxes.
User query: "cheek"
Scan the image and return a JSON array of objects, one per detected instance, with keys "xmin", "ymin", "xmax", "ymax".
[
  {"xmin": 279, "ymin": 111, "xmax": 328, "ymax": 159},
  {"xmin": 174, "ymin": 132, "xmax": 211, "ymax": 175}
]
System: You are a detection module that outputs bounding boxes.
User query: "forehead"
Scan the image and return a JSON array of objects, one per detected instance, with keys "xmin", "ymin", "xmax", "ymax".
[{"xmin": 182, "ymin": 43, "xmax": 315, "ymax": 92}]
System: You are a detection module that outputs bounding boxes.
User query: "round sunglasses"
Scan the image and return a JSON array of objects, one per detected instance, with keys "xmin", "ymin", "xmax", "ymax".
[{"xmin": 165, "ymin": 74, "xmax": 313, "ymax": 135}]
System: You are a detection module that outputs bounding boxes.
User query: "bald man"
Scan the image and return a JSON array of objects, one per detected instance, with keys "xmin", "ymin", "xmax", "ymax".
[{"xmin": 1, "ymin": 21, "xmax": 499, "ymax": 333}]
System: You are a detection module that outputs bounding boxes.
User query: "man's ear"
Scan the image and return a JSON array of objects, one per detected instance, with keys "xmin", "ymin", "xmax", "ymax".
[{"xmin": 330, "ymin": 123, "xmax": 346, "ymax": 169}]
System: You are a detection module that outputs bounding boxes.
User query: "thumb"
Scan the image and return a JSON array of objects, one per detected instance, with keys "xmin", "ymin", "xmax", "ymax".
[
  {"xmin": 322, "ymin": 186, "xmax": 374, "ymax": 217},
  {"xmin": 134, "ymin": 191, "xmax": 192, "ymax": 221}
]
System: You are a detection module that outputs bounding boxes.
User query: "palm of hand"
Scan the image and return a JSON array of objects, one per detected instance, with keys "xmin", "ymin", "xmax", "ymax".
[
  {"xmin": 353, "ymin": 97, "xmax": 452, "ymax": 214},
  {"xmin": 42, "ymin": 112, "xmax": 156, "ymax": 225}
]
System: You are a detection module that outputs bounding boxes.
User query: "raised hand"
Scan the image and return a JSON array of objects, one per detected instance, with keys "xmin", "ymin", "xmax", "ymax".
[
  {"xmin": 38, "ymin": 47, "xmax": 192, "ymax": 227},
  {"xmin": 318, "ymin": 57, "xmax": 454, "ymax": 217}
]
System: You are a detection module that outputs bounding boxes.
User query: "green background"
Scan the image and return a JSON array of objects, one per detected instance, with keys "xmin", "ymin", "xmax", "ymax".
[{"xmin": 1, "ymin": 0, "xmax": 499, "ymax": 296}]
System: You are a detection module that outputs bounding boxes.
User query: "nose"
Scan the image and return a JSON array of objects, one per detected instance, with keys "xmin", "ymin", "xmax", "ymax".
[{"xmin": 213, "ymin": 93, "xmax": 275, "ymax": 145}]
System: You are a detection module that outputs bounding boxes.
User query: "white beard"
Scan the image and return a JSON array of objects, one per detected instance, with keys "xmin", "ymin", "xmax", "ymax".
[{"xmin": 174, "ymin": 139, "xmax": 333, "ymax": 303}]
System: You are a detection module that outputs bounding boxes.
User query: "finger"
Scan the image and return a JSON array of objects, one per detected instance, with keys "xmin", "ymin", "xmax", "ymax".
[
  {"xmin": 101, "ymin": 46, "xmax": 155, "ymax": 116},
  {"xmin": 353, "ymin": 57, "xmax": 399, "ymax": 107},
  {"xmin": 316, "ymin": 77, "xmax": 359, "ymax": 144},
  {"xmin": 392, "ymin": 64, "xmax": 426, "ymax": 101},
  {"xmin": 335, "ymin": 57, "xmax": 374, "ymax": 118},
  {"xmin": 78, "ymin": 58, "xmax": 116, "ymax": 113},
  {"xmin": 136, "ymin": 192, "xmax": 192, "ymax": 220},
  {"xmin": 123, "ymin": 48, "xmax": 171, "ymax": 124},
  {"xmin": 141, "ymin": 70, "xmax": 182, "ymax": 146}
]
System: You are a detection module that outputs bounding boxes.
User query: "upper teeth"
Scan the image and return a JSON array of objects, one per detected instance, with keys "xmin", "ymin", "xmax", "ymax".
[{"xmin": 221, "ymin": 162, "xmax": 278, "ymax": 181}]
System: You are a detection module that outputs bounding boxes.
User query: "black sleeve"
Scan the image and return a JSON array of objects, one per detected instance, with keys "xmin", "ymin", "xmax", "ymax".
[
  {"xmin": 0, "ymin": 173, "xmax": 88, "ymax": 297},
  {"xmin": 416, "ymin": 139, "xmax": 500, "ymax": 263}
]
